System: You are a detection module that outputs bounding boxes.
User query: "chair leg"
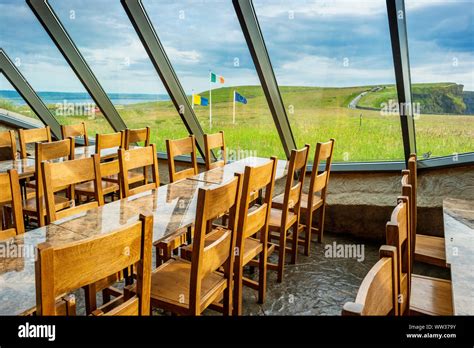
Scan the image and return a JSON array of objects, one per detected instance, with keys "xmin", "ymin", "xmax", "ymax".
[
  {"xmin": 258, "ymin": 248, "xmax": 267, "ymax": 304},
  {"xmin": 83, "ymin": 283, "xmax": 97, "ymax": 315},
  {"xmin": 277, "ymin": 228, "xmax": 286, "ymax": 283},
  {"xmin": 223, "ymin": 286, "xmax": 232, "ymax": 316},
  {"xmin": 304, "ymin": 211, "xmax": 313, "ymax": 256},
  {"xmin": 318, "ymin": 205, "xmax": 326, "ymax": 243},
  {"xmin": 233, "ymin": 262, "xmax": 243, "ymax": 316},
  {"xmin": 291, "ymin": 224, "xmax": 298, "ymax": 264}
]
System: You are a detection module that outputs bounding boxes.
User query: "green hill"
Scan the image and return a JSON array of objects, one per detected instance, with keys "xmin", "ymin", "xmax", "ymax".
[
  {"xmin": 1, "ymin": 83, "xmax": 472, "ymax": 161},
  {"xmin": 196, "ymin": 85, "xmax": 372, "ymax": 108},
  {"xmin": 357, "ymin": 82, "xmax": 468, "ymax": 115}
]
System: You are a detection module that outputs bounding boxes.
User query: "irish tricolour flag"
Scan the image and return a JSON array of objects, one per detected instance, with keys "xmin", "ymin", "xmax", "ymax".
[{"xmin": 208, "ymin": 71, "xmax": 225, "ymax": 129}]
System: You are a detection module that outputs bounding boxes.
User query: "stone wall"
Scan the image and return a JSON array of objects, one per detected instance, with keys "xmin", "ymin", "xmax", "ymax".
[{"xmin": 322, "ymin": 164, "xmax": 474, "ymax": 241}]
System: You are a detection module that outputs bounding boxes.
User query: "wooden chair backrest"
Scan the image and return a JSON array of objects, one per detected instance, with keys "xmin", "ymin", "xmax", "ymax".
[
  {"xmin": 406, "ymin": 154, "xmax": 417, "ymax": 249},
  {"xmin": 308, "ymin": 139, "xmax": 334, "ymax": 206},
  {"xmin": 279, "ymin": 145, "xmax": 310, "ymax": 225},
  {"xmin": 342, "ymin": 245, "xmax": 398, "ymax": 316},
  {"xmin": 19, "ymin": 126, "xmax": 52, "ymax": 159},
  {"xmin": 0, "ymin": 130, "xmax": 17, "ymax": 160},
  {"xmin": 95, "ymin": 131, "xmax": 124, "ymax": 154},
  {"xmin": 204, "ymin": 131, "xmax": 226, "ymax": 170},
  {"xmin": 386, "ymin": 196, "xmax": 411, "ymax": 315},
  {"xmin": 236, "ymin": 157, "xmax": 277, "ymax": 255},
  {"xmin": 118, "ymin": 144, "xmax": 159, "ymax": 197},
  {"xmin": 35, "ymin": 214, "xmax": 153, "ymax": 316},
  {"xmin": 189, "ymin": 176, "xmax": 241, "ymax": 314},
  {"xmin": 125, "ymin": 127, "xmax": 150, "ymax": 149},
  {"xmin": 401, "ymin": 170, "xmax": 415, "ymax": 260},
  {"xmin": 61, "ymin": 122, "xmax": 89, "ymax": 146},
  {"xmin": 166, "ymin": 135, "xmax": 198, "ymax": 183},
  {"xmin": 42, "ymin": 155, "xmax": 104, "ymax": 223},
  {"xmin": 0, "ymin": 169, "xmax": 25, "ymax": 239},
  {"xmin": 35, "ymin": 138, "xmax": 75, "ymax": 226}
]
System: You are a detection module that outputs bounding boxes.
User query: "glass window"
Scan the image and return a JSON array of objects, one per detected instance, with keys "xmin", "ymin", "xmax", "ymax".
[
  {"xmin": 143, "ymin": 0, "xmax": 285, "ymax": 159},
  {"xmin": 254, "ymin": 0, "xmax": 404, "ymax": 162},
  {"xmin": 0, "ymin": 0, "xmax": 114, "ymax": 137},
  {"xmin": 50, "ymin": 0, "xmax": 189, "ymax": 151},
  {"xmin": 406, "ymin": 0, "xmax": 474, "ymax": 159},
  {"xmin": 0, "ymin": 74, "xmax": 42, "ymax": 125}
]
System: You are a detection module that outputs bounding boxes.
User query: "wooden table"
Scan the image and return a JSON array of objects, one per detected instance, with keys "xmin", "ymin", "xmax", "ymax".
[
  {"xmin": 187, "ymin": 157, "xmax": 289, "ymax": 185},
  {"xmin": 443, "ymin": 198, "xmax": 474, "ymax": 315},
  {"xmin": 0, "ymin": 156, "xmax": 286, "ymax": 315}
]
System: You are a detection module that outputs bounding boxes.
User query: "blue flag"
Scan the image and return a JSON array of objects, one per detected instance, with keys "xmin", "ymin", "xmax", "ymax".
[
  {"xmin": 234, "ymin": 92, "xmax": 247, "ymax": 104},
  {"xmin": 200, "ymin": 96, "xmax": 209, "ymax": 106}
]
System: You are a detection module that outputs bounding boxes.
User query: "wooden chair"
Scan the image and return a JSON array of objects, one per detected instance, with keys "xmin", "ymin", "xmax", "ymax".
[
  {"xmin": 233, "ymin": 157, "xmax": 277, "ymax": 315},
  {"xmin": 273, "ymin": 139, "xmax": 334, "ymax": 254},
  {"xmin": 0, "ymin": 130, "xmax": 17, "ymax": 160},
  {"xmin": 0, "ymin": 169, "xmax": 25, "ymax": 240},
  {"xmin": 96, "ymin": 131, "xmax": 123, "ymax": 153},
  {"xmin": 21, "ymin": 139, "xmax": 74, "ymax": 226},
  {"xmin": 180, "ymin": 158, "xmax": 278, "ymax": 315},
  {"xmin": 406, "ymin": 154, "xmax": 447, "ymax": 268},
  {"xmin": 96, "ymin": 131, "xmax": 144, "ymax": 188},
  {"xmin": 342, "ymin": 245, "xmax": 398, "ymax": 316},
  {"xmin": 166, "ymin": 135, "xmax": 198, "ymax": 182},
  {"xmin": 204, "ymin": 131, "xmax": 226, "ymax": 170},
  {"xmin": 268, "ymin": 145, "xmax": 310, "ymax": 282},
  {"xmin": 118, "ymin": 144, "xmax": 160, "ymax": 197},
  {"xmin": 18, "ymin": 126, "xmax": 52, "ymax": 159},
  {"xmin": 35, "ymin": 214, "xmax": 153, "ymax": 316},
  {"xmin": 61, "ymin": 122, "xmax": 89, "ymax": 146},
  {"xmin": 386, "ymin": 196, "xmax": 411, "ymax": 315},
  {"xmin": 399, "ymin": 178, "xmax": 453, "ymax": 316},
  {"xmin": 42, "ymin": 155, "xmax": 104, "ymax": 223},
  {"xmin": 74, "ymin": 158, "xmax": 121, "ymax": 203},
  {"xmin": 146, "ymin": 176, "xmax": 241, "ymax": 315},
  {"xmin": 124, "ymin": 127, "xmax": 150, "ymax": 149},
  {"xmin": 18, "ymin": 126, "xmax": 52, "ymax": 197}
]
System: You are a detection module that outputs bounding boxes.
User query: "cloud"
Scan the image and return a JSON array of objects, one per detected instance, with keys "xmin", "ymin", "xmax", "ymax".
[
  {"xmin": 277, "ymin": 54, "xmax": 395, "ymax": 87},
  {"xmin": 164, "ymin": 46, "xmax": 202, "ymax": 64},
  {"xmin": 1, "ymin": 0, "xmax": 472, "ymax": 95}
]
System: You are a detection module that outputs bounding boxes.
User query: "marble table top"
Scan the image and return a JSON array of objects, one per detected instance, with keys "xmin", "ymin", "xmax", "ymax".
[
  {"xmin": 73, "ymin": 145, "xmax": 138, "ymax": 159},
  {"xmin": 187, "ymin": 156, "xmax": 289, "ymax": 185},
  {"xmin": 443, "ymin": 198, "xmax": 474, "ymax": 315},
  {"xmin": 0, "ymin": 158, "xmax": 36, "ymax": 178}
]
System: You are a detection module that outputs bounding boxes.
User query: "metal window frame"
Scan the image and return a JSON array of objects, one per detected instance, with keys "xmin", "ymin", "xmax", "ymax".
[
  {"xmin": 387, "ymin": 0, "xmax": 416, "ymax": 164},
  {"xmin": 27, "ymin": 0, "xmax": 128, "ymax": 132},
  {"xmin": 121, "ymin": 0, "xmax": 208, "ymax": 158},
  {"xmin": 0, "ymin": 49, "xmax": 62, "ymax": 138},
  {"xmin": 233, "ymin": 0, "xmax": 297, "ymax": 159}
]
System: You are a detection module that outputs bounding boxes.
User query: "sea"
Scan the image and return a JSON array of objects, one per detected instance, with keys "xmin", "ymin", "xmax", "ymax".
[{"xmin": 0, "ymin": 90, "xmax": 171, "ymax": 106}]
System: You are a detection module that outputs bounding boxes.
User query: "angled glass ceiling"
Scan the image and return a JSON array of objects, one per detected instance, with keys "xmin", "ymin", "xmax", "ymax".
[
  {"xmin": 254, "ymin": 0, "xmax": 404, "ymax": 163},
  {"xmin": 143, "ymin": 0, "xmax": 285, "ymax": 159},
  {"xmin": 49, "ymin": 0, "xmax": 189, "ymax": 151},
  {"xmin": 0, "ymin": 0, "xmax": 114, "ymax": 136},
  {"xmin": 406, "ymin": 0, "xmax": 474, "ymax": 160}
]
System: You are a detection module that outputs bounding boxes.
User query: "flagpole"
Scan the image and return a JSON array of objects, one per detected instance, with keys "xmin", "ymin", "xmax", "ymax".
[
  {"xmin": 233, "ymin": 90, "xmax": 236, "ymax": 125},
  {"xmin": 209, "ymin": 71, "xmax": 212, "ymax": 129}
]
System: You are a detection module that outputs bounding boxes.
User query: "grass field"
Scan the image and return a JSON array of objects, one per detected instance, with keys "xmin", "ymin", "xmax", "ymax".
[{"xmin": 2, "ymin": 83, "xmax": 473, "ymax": 162}]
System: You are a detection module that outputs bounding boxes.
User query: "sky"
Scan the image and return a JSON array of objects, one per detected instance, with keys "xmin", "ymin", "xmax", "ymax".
[{"xmin": 0, "ymin": 0, "xmax": 473, "ymax": 95}]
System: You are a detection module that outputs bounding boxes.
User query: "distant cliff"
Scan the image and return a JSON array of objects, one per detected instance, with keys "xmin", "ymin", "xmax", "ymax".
[
  {"xmin": 358, "ymin": 83, "xmax": 472, "ymax": 115},
  {"xmin": 413, "ymin": 83, "xmax": 466, "ymax": 114}
]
